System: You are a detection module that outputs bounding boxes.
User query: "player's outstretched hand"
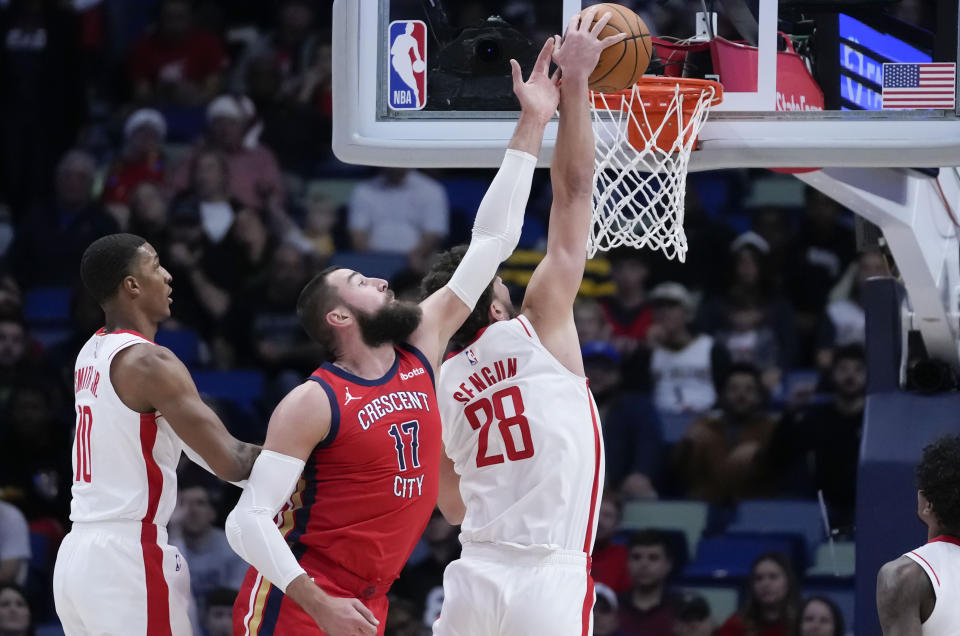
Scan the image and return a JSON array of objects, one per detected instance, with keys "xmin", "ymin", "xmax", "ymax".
[
  {"xmin": 510, "ymin": 37, "xmax": 560, "ymax": 123},
  {"xmin": 553, "ymin": 7, "xmax": 628, "ymax": 82}
]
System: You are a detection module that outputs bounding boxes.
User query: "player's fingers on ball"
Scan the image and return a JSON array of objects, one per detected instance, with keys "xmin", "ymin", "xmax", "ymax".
[
  {"xmin": 580, "ymin": 6, "xmax": 600, "ymax": 31},
  {"xmin": 567, "ymin": 10, "xmax": 582, "ymax": 34},
  {"xmin": 600, "ymin": 31, "xmax": 629, "ymax": 49},
  {"xmin": 590, "ymin": 11, "xmax": 613, "ymax": 36}
]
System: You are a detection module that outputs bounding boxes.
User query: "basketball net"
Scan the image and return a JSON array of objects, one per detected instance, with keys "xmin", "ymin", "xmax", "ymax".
[{"xmin": 589, "ymin": 78, "xmax": 723, "ymax": 262}]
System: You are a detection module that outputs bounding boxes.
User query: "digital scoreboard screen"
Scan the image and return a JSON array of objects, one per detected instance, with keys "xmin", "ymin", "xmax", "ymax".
[{"xmin": 838, "ymin": 14, "xmax": 932, "ymax": 110}]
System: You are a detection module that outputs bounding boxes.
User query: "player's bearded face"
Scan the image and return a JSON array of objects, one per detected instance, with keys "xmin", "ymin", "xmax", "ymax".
[{"xmin": 350, "ymin": 300, "xmax": 422, "ymax": 347}]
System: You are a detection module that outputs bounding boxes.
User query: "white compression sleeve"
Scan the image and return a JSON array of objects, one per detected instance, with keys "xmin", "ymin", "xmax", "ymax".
[
  {"xmin": 182, "ymin": 443, "xmax": 247, "ymax": 489},
  {"xmin": 446, "ymin": 149, "xmax": 537, "ymax": 309},
  {"xmin": 225, "ymin": 450, "xmax": 307, "ymax": 592}
]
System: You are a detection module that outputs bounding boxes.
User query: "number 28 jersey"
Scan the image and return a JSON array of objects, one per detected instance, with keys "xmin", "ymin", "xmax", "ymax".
[{"xmin": 437, "ymin": 316, "xmax": 605, "ymax": 554}]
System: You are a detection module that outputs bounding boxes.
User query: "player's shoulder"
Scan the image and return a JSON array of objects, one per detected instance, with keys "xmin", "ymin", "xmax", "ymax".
[
  {"xmin": 878, "ymin": 555, "xmax": 931, "ymax": 598},
  {"xmin": 278, "ymin": 380, "xmax": 333, "ymax": 417},
  {"xmin": 112, "ymin": 341, "xmax": 180, "ymax": 377}
]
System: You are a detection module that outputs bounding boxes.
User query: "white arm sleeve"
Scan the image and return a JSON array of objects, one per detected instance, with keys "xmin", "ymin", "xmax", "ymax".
[
  {"xmin": 446, "ymin": 149, "xmax": 537, "ymax": 309},
  {"xmin": 225, "ymin": 450, "xmax": 308, "ymax": 592},
  {"xmin": 182, "ymin": 444, "xmax": 247, "ymax": 489}
]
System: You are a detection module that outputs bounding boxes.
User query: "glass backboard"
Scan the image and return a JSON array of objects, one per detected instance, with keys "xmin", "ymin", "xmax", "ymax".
[{"xmin": 332, "ymin": 0, "xmax": 960, "ymax": 170}]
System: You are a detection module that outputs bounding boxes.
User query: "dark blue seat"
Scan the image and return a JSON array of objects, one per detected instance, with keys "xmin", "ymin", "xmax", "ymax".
[
  {"xmin": 329, "ymin": 251, "xmax": 410, "ymax": 282},
  {"xmin": 155, "ymin": 329, "xmax": 200, "ymax": 367},
  {"xmin": 727, "ymin": 499, "xmax": 826, "ymax": 563},
  {"xmin": 682, "ymin": 534, "xmax": 798, "ymax": 580},
  {"xmin": 24, "ymin": 287, "xmax": 72, "ymax": 324},
  {"xmin": 192, "ymin": 370, "xmax": 265, "ymax": 412}
]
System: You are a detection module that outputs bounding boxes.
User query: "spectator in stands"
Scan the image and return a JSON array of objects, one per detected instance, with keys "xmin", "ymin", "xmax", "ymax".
[
  {"xmin": 202, "ymin": 587, "xmax": 237, "ymax": 636},
  {"xmin": 716, "ymin": 552, "xmax": 800, "ymax": 636},
  {"xmin": 0, "ymin": 501, "xmax": 30, "ymax": 586},
  {"xmin": 13, "ymin": 149, "xmax": 119, "ymax": 288},
  {"xmin": 600, "ymin": 248, "xmax": 651, "ymax": 354},
  {"xmin": 619, "ymin": 530, "xmax": 679, "ymax": 636},
  {"xmin": 0, "ymin": 315, "xmax": 31, "ymax": 413},
  {"xmin": 48, "ymin": 288, "xmax": 103, "ymax": 392},
  {"xmin": 583, "ymin": 341, "xmax": 662, "ymax": 498},
  {"xmin": 127, "ymin": 182, "xmax": 170, "ymax": 248},
  {"xmin": 171, "ymin": 95, "xmax": 286, "ymax": 210},
  {"xmin": 645, "ymin": 283, "xmax": 730, "ymax": 415},
  {"xmin": 770, "ymin": 345, "xmax": 866, "ymax": 530},
  {"xmin": 383, "ymin": 597, "xmax": 421, "ymax": 636},
  {"xmin": 0, "ymin": 205, "xmax": 12, "ymax": 267},
  {"xmin": 102, "ymin": 109, "xmax": 168, "ymax": 210},
  {"xmin": 348, "ymin": 168, "xmax": 449, "ymax": 272},
  {"xmin": 815, "ymin": 248, "xmax": 890, "ymax": 370},
  {"xmin": 594, "ymin": 583, "xmax": 627, "ymax": 636},
  {"xmin": 171, "ymin": 148, "xmax": 239, "ymax": 247},
  {"xmin": 392, "ymin": 510, "xmax": 460, "ymax": 626},
  {"xmin": 789, "ymin": 189, "xmax": 856, "ymax": 350},
  {"xmin": 0, "ymin": 583, "xmax": 33, "ymax": 636},
  {"xmin": 0, "ymin": 381, "xmax": 72, "ymax": 524},
  {"xmin": 129, "ymin": 0, "xmax": 226, "ymax": 108},
  {"xmin": 714, "ymin": 294, "xmax": 782, "ymax": 392},
  {"xmin": 169, "ymin": 484, "xmax": 247, "ymax": 622},
  {"xmin": 591, "ymin": 492, "xmax": 631, "ymax": 594},
  {"xmin": 300, "ymin": 191, "xmax": 338, "ymax": 263},
  {"xmin": 697, "ymin": 232, "xmax": 796, "ymax": 374},
  {"xmin": 797, "ymin": 596, "xmax": 844, "ymax": 636},
  {"xmin": 222, "ymin": 242, "xmax": 321, "ymax": 380},
  {"xmin": 575, "ymin": 298, "xmax": 612, "ymax": 343},
  {"xmin": 672, "ymin": 363, "xmax": 779, "ymax": 504},
  {"xmin": 673, "ymin": 593, "xmax": 716, "ymax": 636}
]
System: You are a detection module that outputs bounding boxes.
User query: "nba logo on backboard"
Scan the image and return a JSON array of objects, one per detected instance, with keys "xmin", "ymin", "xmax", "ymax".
[
  {"xmin": 466, "ymin": 350, "xmax": 478, "ymax": 366},
  {"xmin": 388, "ymin": 20, "xmax": 426, "ymax": 110}
]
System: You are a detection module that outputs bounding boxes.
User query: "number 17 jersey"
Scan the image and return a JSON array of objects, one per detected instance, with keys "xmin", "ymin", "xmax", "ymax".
[{"xmin": 437, "ymin": 315, "xmax": 605, "ymax": 554}]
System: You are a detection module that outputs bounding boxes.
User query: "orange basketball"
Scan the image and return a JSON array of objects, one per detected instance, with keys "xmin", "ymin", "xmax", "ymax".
[{"xmin": 584, "ymin": 3, "xmax": 652, "ymax": 93}]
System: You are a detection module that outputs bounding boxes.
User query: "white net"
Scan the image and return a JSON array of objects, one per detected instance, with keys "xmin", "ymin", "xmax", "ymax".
[{"xmin": 589, "ymin": 79, "xmax": 721, "ymax": 262}]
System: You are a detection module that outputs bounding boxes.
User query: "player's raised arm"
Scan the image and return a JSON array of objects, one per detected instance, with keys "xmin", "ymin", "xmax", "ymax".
[
  {"xmin": 521, "ymin": 8, "xmax": 626, "ymax": 374},
  {"xmin": 114, "ymin": 344, "xmax": 260, "ymax": 482},
  {"xmin": 225, "ymin": 382, "xmax": 379, "ymax": 635},
  {"xmin": 410, "ymin": 37, "xmax": 560, "ymax": 367},
  {"xmin": 877, "ymin": 556, "xmax": 931, "ymax": 635}
]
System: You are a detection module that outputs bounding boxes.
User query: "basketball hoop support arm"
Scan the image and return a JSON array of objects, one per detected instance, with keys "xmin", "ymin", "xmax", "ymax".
[{"xmin": 796, "ymin": 168, "xmax": 960, "ymax": 374}]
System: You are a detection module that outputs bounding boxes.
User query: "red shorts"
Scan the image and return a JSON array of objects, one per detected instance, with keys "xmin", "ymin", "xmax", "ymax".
[{"xmin": 233, "ymin": 554, "xmax": 391, "ymax": 636}]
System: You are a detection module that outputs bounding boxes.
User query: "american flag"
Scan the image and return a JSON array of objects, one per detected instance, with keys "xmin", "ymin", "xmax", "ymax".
[{"xmin": 882, "ymin": 63, "xmax": 956, "ymax": 109}]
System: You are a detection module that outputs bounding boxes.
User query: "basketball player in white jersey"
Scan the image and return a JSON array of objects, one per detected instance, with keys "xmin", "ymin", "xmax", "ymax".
[
  {"xmin": 53, "ymin": 233, "xmax": 261, "ymax": 635},
  {"xmin": 877, "ymin": 435, "xmax": 960, "ymax": 635},
  {"xmin": 421, "ymin": 8, "xmax": 627, "ymax": 635}
]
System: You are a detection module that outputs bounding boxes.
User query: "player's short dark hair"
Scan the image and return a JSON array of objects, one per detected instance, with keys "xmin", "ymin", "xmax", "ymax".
[
  {"xmin": 205, "ymin": 587, "xmax": 237, "ymax": 611},
  {"xmin": 80, "ymin": 233, "xmax": 148, "ymax": 304},
  {"xmin": 917, "ymin": 435, "xmax": 960, "ymax": 533},
  {"xmin": 421, "ymin": 245, "xmax": 495, "ymax": 350},
  {"xmin": 627, "ymin": 529, "xmax": 672, "ymax": 560},
  {"xmin": 297, "ymin": 266, "xmax": 344, "ymax": 361}
]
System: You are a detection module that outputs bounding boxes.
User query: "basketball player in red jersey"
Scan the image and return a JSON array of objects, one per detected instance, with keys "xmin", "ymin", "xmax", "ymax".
[
  {"xmin": 53, "ymin": 234, "xmax": 260, "ymax": 635},
  {"xmin": 877, "ymin": 435, "xmax": 960, "ymax": 635},
  {"xmin": 226, "ymin": 39, "xmax": 562, "ymax": 636}
]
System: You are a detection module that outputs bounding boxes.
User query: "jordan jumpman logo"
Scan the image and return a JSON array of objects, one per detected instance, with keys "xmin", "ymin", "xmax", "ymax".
[{"xmin": 344, "ymin": 386, "xmax": 360, "ymax": 405}]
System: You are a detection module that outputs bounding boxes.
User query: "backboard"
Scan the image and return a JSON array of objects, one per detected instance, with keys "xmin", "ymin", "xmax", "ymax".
[{"xmin": 332, "ymin": 0, "xmax": 960, "ymax": 170}]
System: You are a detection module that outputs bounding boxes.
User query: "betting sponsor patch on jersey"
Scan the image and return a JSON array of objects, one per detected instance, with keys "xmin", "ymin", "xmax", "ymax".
[{"xmin": 388, "ymin": 20, "xmax": 427, "ymax": 110}]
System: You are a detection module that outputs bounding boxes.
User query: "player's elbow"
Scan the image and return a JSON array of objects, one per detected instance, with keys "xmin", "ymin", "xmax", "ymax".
[{"xmin": 439, "ymin": 502, "xmax": 465, "ymax": 526}]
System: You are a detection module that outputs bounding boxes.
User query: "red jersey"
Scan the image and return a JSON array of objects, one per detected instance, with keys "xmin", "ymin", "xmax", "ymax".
[{"xmin": 284, "ymin": 344, "xmax": 440, "ymax": 586}]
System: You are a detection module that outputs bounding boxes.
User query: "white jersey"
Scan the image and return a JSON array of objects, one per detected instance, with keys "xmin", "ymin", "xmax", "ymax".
[
  {"xmin": 904, "ymin": 537, "xmax": 960, "ymax": 635},
  {"xmin": 438, "ymin": 315, "xmax": 604, "ymax": 553},
  {"xmin": 651, "ymin": 334, "xmax": 717, "ymax": 414},
  {"xmin": 70, "ymin": 329, "xmax": 182, "ymax": 526}
]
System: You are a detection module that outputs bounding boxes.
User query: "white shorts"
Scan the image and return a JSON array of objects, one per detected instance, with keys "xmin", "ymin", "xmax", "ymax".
[
  {"xmin": 432, "ymin": 543, "xmax": 594, "ymax": 636},
  {"xmin": 53, "ymin": 521, "xmax": 194, "ymax": 636}
]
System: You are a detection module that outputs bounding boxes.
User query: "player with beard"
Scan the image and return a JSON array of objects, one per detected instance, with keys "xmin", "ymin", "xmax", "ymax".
[{"xmin": 226, "ymin": 37, "xmax": 563, "ymax": 636}]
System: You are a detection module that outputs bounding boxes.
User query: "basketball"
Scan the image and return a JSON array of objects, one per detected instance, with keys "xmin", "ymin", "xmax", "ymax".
[
  {"xmin": 583, "ymin": 3, "xmax": 652, "ymax": 93},
  {"xmin": 413, "ymin": 60, "xmax": 426, "ymax": 73}
]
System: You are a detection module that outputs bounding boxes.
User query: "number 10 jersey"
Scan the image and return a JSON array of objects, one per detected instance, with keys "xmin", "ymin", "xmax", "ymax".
[{"xmin": 438, "ymin": 315, "xmax": 605, "ymax": 554}]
